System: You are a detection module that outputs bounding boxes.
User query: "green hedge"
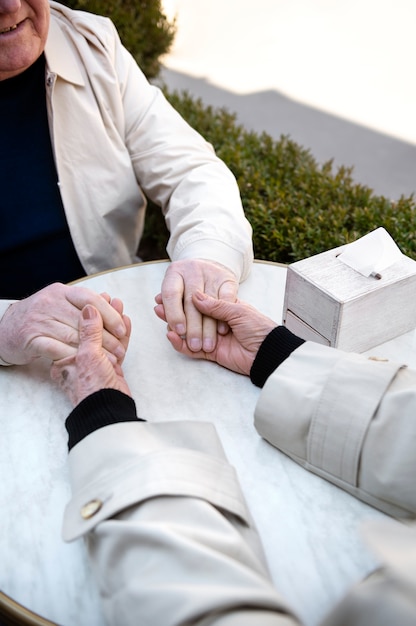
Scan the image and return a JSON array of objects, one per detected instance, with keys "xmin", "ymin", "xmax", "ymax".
[
  {"xmin": 60, "ymin": 0, "xmax": 176, "ymax": 79},
  {"xmin": 141, "ymin": 90, "xmax": 416, "ymax": 264}
]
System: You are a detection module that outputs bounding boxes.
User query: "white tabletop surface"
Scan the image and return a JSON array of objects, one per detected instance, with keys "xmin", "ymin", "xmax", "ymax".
[{"xmin": 1, "ymin": 260, "xmax": 414, "ymax": 626}]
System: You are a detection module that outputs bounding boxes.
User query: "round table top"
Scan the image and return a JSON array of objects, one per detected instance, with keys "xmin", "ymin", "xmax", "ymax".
[{"xmin": 1, "ymin": 260, "xmax": 413, "ymax": 626}]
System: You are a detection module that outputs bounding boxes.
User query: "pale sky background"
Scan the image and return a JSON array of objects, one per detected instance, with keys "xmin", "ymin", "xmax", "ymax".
[{"xmin": 161, "ymin": 0, "xmax": 416, "ymax": 146}]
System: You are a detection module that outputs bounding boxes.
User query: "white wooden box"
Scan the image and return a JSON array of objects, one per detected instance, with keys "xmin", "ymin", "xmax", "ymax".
[{"xmin": 282, "ymin": 245, "xmax": 416, "ymax": 352}]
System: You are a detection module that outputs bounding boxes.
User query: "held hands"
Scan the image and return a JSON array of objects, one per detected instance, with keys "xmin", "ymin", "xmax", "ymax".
[
  {"xmin": 0, "ymin": 283, "xmax": 129, "ymax": 366},
  {"xmin": 162, "ymin": 291, "xmax": 277, "ymax": 376},
  {"xmin": 50, "ymin": 304, "xmax": 132, "ymax": 407},
  {"xmin": 155, "ymin": 259, "xmax": 239, "ymax": 353}
]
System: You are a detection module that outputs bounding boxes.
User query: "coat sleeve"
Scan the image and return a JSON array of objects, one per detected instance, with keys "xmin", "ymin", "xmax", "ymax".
[
  {"xmin": 63, "ymin": 420, "xmax": 300, "ymax": 626},
  {"xmin": 254, "ymin": 341, "xmax": 416, "ymax": 518},
  {"xmin": 48, "ymin": 4, "xmax": 253, "ymax": 279},
  {"xmin": 322, "ymin": 520, "xmax": 416, "ymax": 626},
  {"xmin": 115, "ymin": 40, "xmax": 254, "ymax": 281}
]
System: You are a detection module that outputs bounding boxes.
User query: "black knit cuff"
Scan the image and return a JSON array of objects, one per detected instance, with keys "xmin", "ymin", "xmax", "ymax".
[
  {"xmin": 65, "ymin": 389, "xmax": 144, "ymax": 451},
  {"xmin": 250, "ymin": 326, "xmax": 305, "ymax": 388}
]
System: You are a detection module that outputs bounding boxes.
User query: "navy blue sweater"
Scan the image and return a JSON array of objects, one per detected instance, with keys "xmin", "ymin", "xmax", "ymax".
[{"xmin": 0, "ymin": 54, "xmax": 85, "ymax": 299}]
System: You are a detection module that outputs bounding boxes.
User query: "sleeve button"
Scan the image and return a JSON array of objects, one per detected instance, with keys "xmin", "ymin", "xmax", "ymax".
[{"xmin": 81, "ymin": 499, "xmax": 103, "ymax": 519}]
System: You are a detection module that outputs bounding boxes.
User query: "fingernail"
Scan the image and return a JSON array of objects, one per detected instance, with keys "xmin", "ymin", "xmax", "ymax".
[
  {"xmin": 107, "ymin": 352, "xmax": 117, "ymax": 365},
  {"xmin": 82, "ymin": 305, "xmax": 95, "ymax": 320},
  {"xmin": 190, "ymin": 338, "xmax": 202, "ymax": 351},
  {"xmin": 194, "ymin": 291, "xmax": 207, "ymax": 301},
  {"xmin": 115, "ymin": 324, "xmax": 126, "ymax": 338},
  {"xmin": 203, "ymin": 338, "xmax": 214, "ymax": 352},
  {"xmin": 115, "ymin": 345, "xmax": 125, "ymax": 360},
  {"xmin": 176, "ymin": 324, "xmax": 186, "ymax": 336}
]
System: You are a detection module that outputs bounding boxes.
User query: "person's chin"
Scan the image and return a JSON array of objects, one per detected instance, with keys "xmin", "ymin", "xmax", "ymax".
[{"xmin": 0, "ymin": 24, "xmax": 44, "ymax": 76}]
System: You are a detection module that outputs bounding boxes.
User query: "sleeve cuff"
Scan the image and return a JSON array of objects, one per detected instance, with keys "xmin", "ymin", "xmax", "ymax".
[
  {"xmin": 173, "ymin": 240, "xmax": 253, "ymax": 283},
  {"xmin": 65, "ymin": 389, "xmax": 143, "ymax": 450},
  {"xmin": 250, "ymin": 326, "xmax": 305, "ymax": 388}
]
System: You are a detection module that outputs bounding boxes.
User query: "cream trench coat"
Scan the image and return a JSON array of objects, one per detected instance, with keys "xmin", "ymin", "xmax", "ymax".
[
  {"xmin": 0, "ymin": 1, "xmax": 253, "ymax": 334},
  {"xmin": 63, "ymin": 342, "xmax": 416, "ymax": 625}
]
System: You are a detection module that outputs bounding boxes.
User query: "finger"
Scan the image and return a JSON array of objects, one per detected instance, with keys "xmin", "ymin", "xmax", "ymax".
[
  {"xmin": 120, "ymin": 313, "xmax": 132, "ymax": 354},
  {"xmin": 78, "ymin": 307, "xmax": 117, "ymax": 374},
  {"xmin": 79, "ymin": 305, "xmax": 125, "ymax": 369},
  {"xmin": 123, "ymin": 313, "xmax": 132, "ymax": 341},
  {"xmin": 102, "ymin": 311, "xmax": 131, "ymax": 364},
  {"xmin": 166, "ymin": 330, "xmax": 205, "ymax": 359},
  {"xmin": 154, "ymin": 292, "xmax": 167, "ymax": 322},
  {"xmin": 218, "ymin": 280, "xmax": 238, "ymax": 302},
  {"xmin": 104, "ymin": 350, "xmax": 118, "ymax": 365},
  {"xmin": 160, "ymin": 271, "xmax": 187, "ymax": 337},
  {"xmin": 199, "ymin": 315, "xmax": 217, "ymax": 352},
  {"xmin": 166, "ymin": 330, "xmax": 188, "ymax": 354},
  {"xmin": 217, "ymin": 280, "xmax": 238, "ymax": 335},
  {"xmin": 191, "ymin": 291, "xmax": 238, "ymax": 323},
  {"xmin": 217, "ymin": 322, "xmax": 230, "ymax": 336},
  {"xmin": 154, "ymin": 303, "xmax": 167, "ymax": 323},
  {"xmin": 101, "ymin": 329, "xmax": 126, "ymax": 363},
  {"xmin": 101, "ymin": 299, "xmax": 128, "ymax": 361},
  {"xmin": 196, "ymin": 277, "xmax": 235, "ymax": 352},
  {"xmin": 180, "ymin": 268, "xmax": 222, "ymax": 352},
  {"xmin": 110, "ymin": 297, "xmax": 124, "ymax": 316},
  {"xmin": 32, "ymin": 336, "xmax": 78, "ymax": 363},
  {"xmin": 182, "ymin": 286, "xmax": 205, "ymax": 351},
  {"xmin": 66, "ymin": 286, "xmax": 126, "ymax": 338},
  {"xmin": 79, "ymin": 304, "xmax": 104, "ymax": 348}
]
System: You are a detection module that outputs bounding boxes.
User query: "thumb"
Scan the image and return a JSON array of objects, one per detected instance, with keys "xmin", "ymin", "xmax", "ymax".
[
  {"xmin": 192, "ymin": 291, "xmax": 237, "ymax": 323},
  {"xmin": 79, "ymin": 304, "xmax": 104, "ymax": 347}
]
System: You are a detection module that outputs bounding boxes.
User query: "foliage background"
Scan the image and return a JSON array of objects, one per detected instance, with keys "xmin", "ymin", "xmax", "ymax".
[{"xmin": 60, "ymin": 0, "xmax": 176, "ymax": 79}]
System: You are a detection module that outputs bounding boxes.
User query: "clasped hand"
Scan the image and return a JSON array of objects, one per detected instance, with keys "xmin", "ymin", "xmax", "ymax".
[
  {"xmin": 0, "ymin": 283, "xmax": 129, "ymax": 366},
  {"xmin": 156, "ymin": 290, "xmax": 277, "ymax": 376},
  {"xmin": 156, "ymin": 259, "xmax": 239, "ymax": 353},
  {"xmin": 51, "ymin": 303, "xmax": 132, "ymax": 407}
]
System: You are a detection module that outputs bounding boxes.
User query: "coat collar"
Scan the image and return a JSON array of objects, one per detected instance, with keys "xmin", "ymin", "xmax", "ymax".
[{"xmin": 44, "ymin": 11, "xmax": 85, "ymax": 86}]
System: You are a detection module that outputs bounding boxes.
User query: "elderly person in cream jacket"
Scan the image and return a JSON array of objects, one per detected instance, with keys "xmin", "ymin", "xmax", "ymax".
[
  {"xmin": 51, "ymin": 292, "xmax": 416, "ymax": 626},
  {"xmin": 0, "ymin": 0, "xmax": 253, "ymax": 367}
]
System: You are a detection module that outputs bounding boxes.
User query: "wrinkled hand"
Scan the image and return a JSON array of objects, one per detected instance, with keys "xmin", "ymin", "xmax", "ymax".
[
  {"xmin": 50, "ymin": 304, "xmax": 132, "ymax": 407},
  {"xmin": 154, "ymin": 259, "xmax": 238, "ymax": 353},
  {"xmin": 165, "ymin": 291, "xmax": 277, "ymax": 376},
  {"xmin": 0, "ymin": 283, "xmax": 129, "ymax": 366}
]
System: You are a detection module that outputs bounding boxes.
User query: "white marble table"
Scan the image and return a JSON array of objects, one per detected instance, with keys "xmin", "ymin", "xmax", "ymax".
[{"xmin": 1, "ymin": 260, "xmax": 415, "ymax": 626}]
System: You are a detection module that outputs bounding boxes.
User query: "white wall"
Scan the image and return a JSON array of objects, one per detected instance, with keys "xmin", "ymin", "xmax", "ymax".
[{"xmin": 162, "ymin": 0, "xmax": 416, "ymax": 145}]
